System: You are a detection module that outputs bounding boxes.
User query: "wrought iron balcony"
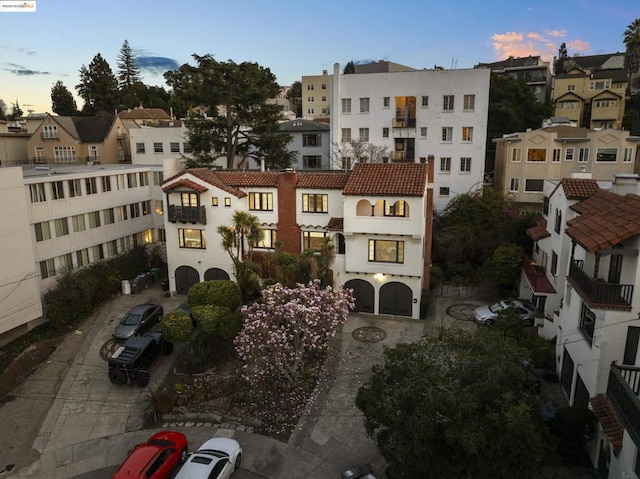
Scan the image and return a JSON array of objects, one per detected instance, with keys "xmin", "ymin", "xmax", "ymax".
[
  {"xmin": 392, "ymin": 118, "xmax": 416, "ymax": 128},
  {"xmin": 608, "ymin": 364, "xmax": 640, "ymax": 445},
  {"xmin": 568, "ymin": 260, "xmax": 633, "ymax": 310},
  {"xmin": 168, "ymin": 205, "xmax": 207, "ymax": 224}
]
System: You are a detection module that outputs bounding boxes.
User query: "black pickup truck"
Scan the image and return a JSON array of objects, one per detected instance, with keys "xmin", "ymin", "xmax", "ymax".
[{"xmin": 108, "ymin": 332, "xmax": 173, "ymax": 387}]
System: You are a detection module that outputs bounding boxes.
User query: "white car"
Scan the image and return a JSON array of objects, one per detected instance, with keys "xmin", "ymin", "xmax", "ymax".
[
  {"xmin": 175, "ymin": 437, "xmax": 242, "ymax": 479},
  {"xmin": 473, "ymin": 299, "xmax": 536, "ymax": 327}
]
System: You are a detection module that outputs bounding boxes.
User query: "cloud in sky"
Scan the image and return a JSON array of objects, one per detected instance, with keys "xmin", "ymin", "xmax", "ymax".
[
  {"xmin": 491, "ymin": 30, "xmax": 590, "ymax": 61},
  {"xmin": 1, "ymin": 46, "xmax": 36, "ymax": 56},
  {"xmin": 136, "ymin": 56, "xmax": 180, "ymax": 75},
  {"xmin": 4, "ymin": 63, "xmax": 49, "ymax": 76}
]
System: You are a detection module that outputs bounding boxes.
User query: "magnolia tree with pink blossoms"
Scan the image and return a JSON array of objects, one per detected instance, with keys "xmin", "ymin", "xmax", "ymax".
[{"xmin": 235, "ymin": 279, "xmax": 355, "ymax": 385}]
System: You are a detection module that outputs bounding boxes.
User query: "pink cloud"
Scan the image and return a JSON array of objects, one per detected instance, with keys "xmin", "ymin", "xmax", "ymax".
[
  {"xmin": 491, "ymin": 30, "xmax": 590, "ymax": 62},
  {"xmin": 548, "ymin": 30, "xmax": 566, "ymax": 37},
  {"xmin": 567, "ymin": 39, "xmax": 590, "ymax": 51}
]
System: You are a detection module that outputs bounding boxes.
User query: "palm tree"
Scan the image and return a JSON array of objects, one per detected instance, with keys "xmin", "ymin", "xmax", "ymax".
[{"xmin": 624, "ymin": 18, "xmax": 640, "ymax": 79}]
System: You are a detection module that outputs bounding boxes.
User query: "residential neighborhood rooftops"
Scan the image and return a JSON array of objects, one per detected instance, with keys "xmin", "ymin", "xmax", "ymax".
[{"xmin": 343, "ymin": 163, "xmax": 430, "ymax": 196}]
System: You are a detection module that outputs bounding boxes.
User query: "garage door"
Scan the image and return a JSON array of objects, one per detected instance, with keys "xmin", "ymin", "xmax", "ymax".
[
  {"xmin": 175, "ymin": 266, "xmax": 200, "ymax": 295},
  {"xmin": 204, "ymin": 268, "xmax": 230, "ymax": 281},
  {"xmin": 379, "ymin": 282, "xmax": 412, "ymax": 317},
  {"xmin": 345, "ymin": 279, "xmax": 374, "ymax": 313}
]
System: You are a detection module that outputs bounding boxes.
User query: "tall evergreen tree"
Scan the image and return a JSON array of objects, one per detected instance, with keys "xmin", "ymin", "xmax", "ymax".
[
  {"xmin": 51, "ymin": 81, "xmax": 78, "ymax": 116},
  {"xmin": 116, "ymin": 40, "xmax": 141, "ymax": 89},
  {"xmin": 343, "ymin": 61, "xmax": 356, "ymax": 74},
  {"xmin": 555, "ymin": 42, "xmax": 569, "ymax": 75},
  {"xmin": 624, "ymin": 19, "xmax": 640, "ymax": 78},
  {"xmin": 76, "ymin": 53, "xmax": 119, "ymax": 115},
  {"xmin": 286, "ymin": 81, "xmax": 302, "ymax": 117},
  {"xmin": 9, "ymin": 100, "xmax": 23, "ymax": 120}
]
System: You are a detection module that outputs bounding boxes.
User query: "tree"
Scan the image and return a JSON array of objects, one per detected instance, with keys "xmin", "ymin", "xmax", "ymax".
[
  {"xmin": 286, "ymin": 81, "xmax": 302, "ymax": 118},
  {"xmin": 117, "ymin": 40, "xmax": 143, "ymax": 109},
  {"xmin": 356, "ymin": 327, "xmax": 545, "ymax": 478},
  {"xmin": 76, "ymin": 53, "xmax": 119, "ymax": 115},
  {"xmin": 51, "ymin": 81, "xmax": 78, "ymax": 116},
  {"xmin": 161, "ymin": 310, "xmax": 193, "ymax": 343},
  {"xmin": 164, "ymin": 54, "xmax": 295, "ymax": 169},
  {"xmin": 332, "ymin": 138, "xmax": 390, "ymax": 168},
  {"xmin": 0, "ymin": 99, "xmax": 7, "ymax": 120},
  {"xmin": 343, "ymin": 61, "xmax": 356, "ymax": 74},
  {"xmin": 624, "ymin": 18, "xmax": 640, "ymax": 78},
  {"xmin": 554, "ymin": 42, "xmax": 569, "ymax": 75},
  {"xmin": 480, "ymin": 243, "xmax": 523, "ymax": 293},
  {"xmin": 234, "ymin": 280, "xmax": 354, "ymax": 385},
  {"xmin": 9, "ymin": 100, "xmax": 23, "ymax": 120}
]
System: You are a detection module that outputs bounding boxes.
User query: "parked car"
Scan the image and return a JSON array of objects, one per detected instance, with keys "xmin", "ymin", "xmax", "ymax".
[
  {"xmin": 175, "ymin": 437, "xmax": 242, "ymax": 479},
  {"xmin": 113, "ymin": 303, "xmax": 164, "ymax": 341},
  {"xmin": 112, "ymin": 430, "xmax": 188, "ymax": 479},
  {"xmin": 473, "ymin": 299, "xmax": 536, "ymax": 326},
  {"xmin": 108, "ymin": 332, "xmax": 173, "ymax": 387}
]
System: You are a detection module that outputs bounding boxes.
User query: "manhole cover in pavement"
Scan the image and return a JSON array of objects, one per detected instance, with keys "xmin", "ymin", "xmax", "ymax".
[{"xmin": 352, "ymin": 326, "xmax": 387, "ymax": 343}]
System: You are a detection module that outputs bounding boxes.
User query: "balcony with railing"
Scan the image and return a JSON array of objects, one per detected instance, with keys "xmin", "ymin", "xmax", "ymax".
[
  {"xmin": 168, "ymin": 205, "xmax": 207, "ymax": 224},
  {"xmin": 607, "ymin": 363, "xmax": 640, "ymax": 445},
  {"xmin": 568, "ymin": 259, "xmax": 633, "ymax": 310},
  {"xmin": 521, "ymin": 254, "xmax": 556, "ymax": 294},
  {"xmin": 392, "ymin": 118, "xmax": 416, "ymax": 129},
  {"xmin": 392, "ymin": 150, "xmax": 415, "ymax": 162}
]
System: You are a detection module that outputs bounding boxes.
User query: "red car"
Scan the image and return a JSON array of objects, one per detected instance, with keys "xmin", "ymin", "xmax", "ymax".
[{"xmin": 112, "ymin": 431, "xmax": 188, "ymax": 479}]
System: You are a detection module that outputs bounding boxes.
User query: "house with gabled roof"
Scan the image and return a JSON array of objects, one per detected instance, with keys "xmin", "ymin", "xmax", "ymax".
[
  {"xmin": 279, "ymin": 119, "xmax": 330, "ymax": 170},
  {"xmin": 161, "ymin": 160, "xmax": 434, "ymax": 318}
]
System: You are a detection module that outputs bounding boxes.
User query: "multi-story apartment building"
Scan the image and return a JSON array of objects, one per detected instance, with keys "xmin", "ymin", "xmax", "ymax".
[
  {"xmin": 302, "ymin": 70, "xmax": 332, "ymax": 121},
  {"xmin": 126, "ymin": 120, "xmax": 189, "ymax": 165},
  {"xmin": 161, "ymin": 160, "xmax": 434, "ymax": 319},
  {"xmin": 279, "ymin": 119, "xmax": 330, "ymax": 170},
  {"xmin": 493, "ymin": 125, "xmax": 639, "ymax": 211},
  {"xmin": 329, "ymin": 63, "xmax": 489, "ymax": 211},
  {"xmin": 552, "ymin": 53, "xmax": 628, "ymax": 129},
  {"xmin": 475, "ymin": 55, "xmax": 552, "ymax": 103}
]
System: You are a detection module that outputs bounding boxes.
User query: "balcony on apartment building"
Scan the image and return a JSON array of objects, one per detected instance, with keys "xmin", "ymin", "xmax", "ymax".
[
  {"xmin": 521, "ymin": 254, "xmax": 556, "ymax": 294},
  {"xmin": 607, "ymin": 363, "xmax": 640, "ymax": 446},
  {"xmin": 392, "ymin": 117, "xmax": 416, "ymax": 129},
  {"xmin": 392, "ymin": 150, "xmax": 415, "ymax": 162},
  {"xmin": 568, "ymin": 259, "xmax": 633, "ymax": 310},
  {"xmin": 168, "ymin": 205, "xmax": 207, "ymax": 224}
]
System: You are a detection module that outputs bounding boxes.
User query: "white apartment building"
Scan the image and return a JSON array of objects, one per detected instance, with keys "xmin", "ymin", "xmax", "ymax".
[
  {"xmin": 126, "ymin": 120, "xmax": 189, "ymax": 165},
  {"xmin": 329, "ymin": 63, "xmax": 490, "ymax": 211},
  {"xmin": 161, "ymin": 161, "xmax": 434, "ymax": 319}
]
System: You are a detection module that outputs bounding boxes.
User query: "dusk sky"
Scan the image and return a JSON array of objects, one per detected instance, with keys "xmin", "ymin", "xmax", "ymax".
[{"xmin": 1, "ymin": 0, "xmax": 638, "ymax": 115}]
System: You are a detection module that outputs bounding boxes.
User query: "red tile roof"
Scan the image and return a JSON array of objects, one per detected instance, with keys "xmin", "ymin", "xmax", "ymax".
[
  {"xmin": 590, "ymin": 394, "xmax": 623, "ymax": 450},
  {"xmin": 566, "ymin": 191, "xmax": 640, "ymax": 253},
  {"xmin": 327, "ymin": 217, "xmax": 344, "ymax": 231},
  {"xmin": 343, "ymin": 163, "xmax": 429, "ymax": 196},
  {"xmin": 297, "ymin": 172, "xmax": 350, "ymax": 189},
  {"xmin": 559, "ymin": 178, "xmax": 600, "ymax": 200},
  {"xmin": 162, "ymin": 168, "xmax": 246, "ymax": 198},
  {"xmin": 161, "ymin": 178, "xmax": 208, "ymax": 193},
  {"xmin": 215, "ymin": 171, "xmax": 279, "ymax": 187},
  {"xmin": 527, "ymin": 218, "xmax": 550, "ymax": 241}
]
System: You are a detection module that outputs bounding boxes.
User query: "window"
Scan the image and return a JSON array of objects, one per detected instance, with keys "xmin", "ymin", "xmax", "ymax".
[
  {"xmin": 341, "ymin": 157, "xmax": 351, "ymax": 170},
  {"xmin": 117, "ymin": 205, "xmax": 128, "ymax": 221},
  {"xmin": 54, "ymin": 146, "xmax": 76, "ymax": 162},
  {"xmin": 68, "ymin": 179, "xmax": 81, "ymax": 197},
  {"xmin": 58, "ymin": 253, "xmax": 73, "ymax": 271},
  {"xmin": 384, "ymin": 200, "xmax": 406, "ymax": 217},
  {"xmin": 142, "ymin": 201, "xmax": 151, "ymax": 215},
  {"xmin": 302, "ymin": 193, "xmax": 328, "ymax": 213},
  {"xmin": 72, "ymin": 214, "xmax": 86, "ymax": 232},
  {"xmin": 420, "ymin": 127, "xmax": 427, "ymax": 138},
  {"xmin": 525, "ymin": 179, "xmax": 544, "ymax": 192},
  {"xmin": 183, "ymin": 142, "xmax": 192, "ymax": 153},
  {"xmin": 461, "ymin": 127, "xmax": 473, "ymax": 142},
  {"xmin": 116, "ymin": 175, "xmax": 126, "ymax": 190},
  {"xmin": 127, "ymin": 173, "xmax": 138, "ymax": 188},
  {"xmin": 578, "ymin": 148, "xmax": 589, "ymax": 162},
  {"xmin": 307, "ymin": 84, "xmax": 314, "ymax": 90},
  {"xmin": 101, "ymin": 176, "xmax": 111, "ymax": 192},
  {"xmin": 139, "ymin": 172, "xmax": 149, "ymax": 186},
  {"xmin": 40, "ymin": 259, "xmax": 56, "ymax": 279},
  {"xmin": 103, "ymin": 208, "xmax": 115, "ymax": 224},
  {"xmin": 129, "ymin": 203, "xmax": 140, "ymax": 218},
  {"xmin": 106, "ymin": 240, "xmax": 118, "ymax": 257},
  {"xmin": 307, "ymin": 96, "xmax": 314, "ymax": 102},
  {"xmin": 303, "ymin": 134, "xmax": 321, "ymax": 147},
  {"xmin": 321, "ymin": 108, "xmax": 328, "ymax": 114},
  {"xmin": 359, "ymin": 97, "xmax": 370, "ymax": 113},
  {"xmin": 509, "ymin": 178, "xmax": 519, "ymax": 192},
  {"xmin": 625, "ymin": 148, "xmax": 634, "ymax": 162},
  {"xmin": 335, "ymin": 233, "xmax": 345, "ymax": 254},
  {"xmin": 341, "ymin": 128, "xmax": 351, "ymax": 142},
  {"xmin": 76, "ymin": 249, "xmax": 89, "ymax": 267},
  {"xmin": 34, "ymin": 221, "xmax": 51, "ymax": 242},
  {"xmin": 54, "ymin": 218, "xmax": 69, "ymax": 237},
  {"xmin": 254, "ymin": 229, "xmax": 276, "ymax": 248},
  {"xmin": 589, "ymin": 80, "xmax": 611, "ymax": 90},
  {"xmin": 443, "ymin": 95, "xmax": 454, "ymax": 111},
  {"xmin": 302, "ymin": 231, "xmax": 326, "ymax": 251},
  {"xmin": 224, "ymin": 197, "xmax": 231, "ymax": 207},
  {"xmin": 157, "ymin": 228, "xmax": 166, "ymax": 242},
  {"xmin": 441, "ymin": 127, "xmax": 452, "ymax": 142},
  {"xmin": 153, "ymin": 142, "xmax": 163, "ymax": 153},
  {"xmin": 34, "ymin": 146, "xmax": 45, "ymax": 162},
  {"xmin": 303, "ymin": 156, "xmax": 322, "ymax": 169},
  {"xmin": 42, "ymin": 125, "xmax": 58, "ymax": 139},
  {"xmin": 419, "ymin": 157, "xmax": 426, "ymax": 164},
  {"xmin": 511, "ymin": 148, "xmax": 521, "ymax": 162},
  {"xmin": 307, "ymin": 108, "xmax": 314, "ymax": 115},
  {"xmin": 135, "ymin": 142, "xmax": 145, "ymax": 154},
  {"xmin": 551, "ymin": 251, "xmax": 558, "ymax": 276},
  {"xmin": 383, "ymin": 97, "xmax": 390, "ymax": 108},
  {"xmin": 440, "ymin": 157, "xmax": 451, "ymax": 172},
  {"xmin": 580, "ymin": 302, "xmax": 596, "ymax": 344},
  {"xmin": 153, "ymin": 171, "xmax": 164, "ymax": 185},
  {"xmin": 439, "ymin": 187, "xmax": 450, "ymax": 196},
  {"xmin": 179, "ymin": 229, "xmax": 206, "ymax": 249},
  {"xmin": 321, "ymin": 96, "xmax": 326, "ymax": 102},
  {"xmin": 321, "ymin": 83, "xmax": 326, "ymax": 90},
  {"xmin": 463, "ymin": 94, "xmax": 475, "ymax": 111},
  {"xmin": 421, "ymin": 96, "xmax": 429, "ymax": 107},
  {"xmin": 596, "ymin": 148, "xmax": 617, "ymax": 162},
  {"xmin": 88, "ymin": 211, "xmax": 101, "ymax": 228},
  {"xmin": 249, "ymin": 192, "xmax": 273, "ymax": 211},
  {"xmin": 554, "ymin": 208, "xmax": 562, "ymax": 233},
  {"xmin": 359, "ymin": 128, "xmax": 369, "ymax": 142},
  {"xmin": 51, "ymin": 181, "xmax": 64, "ymax": 200},
  {"xmin": 382, "ymin": 127, "xmax": 389, "ymax": 138},
  {"xmin": 368, "ymin": 239, "xmax": 404, "ymax": 263},
  {"xmin": 341, "ymin": 98, "xmax": 351, "ymax": 113},
  {"xmin": 85, "ymin": 177, "xmax": 97, "ymax": 195},
  {"xmin": 552, "ymin": 149, "xmax": 561, "ymax": 162},
  {"xmin": 527, "ymin": 148, "xmax": 546, "ymax": 162},
  {"xmin": 91, "ymin": 244, "xmax": 104, "ymax": 262},
  {"xmin": 29, "ymin": 183, "xmax": 46, "ymax": 203},
  {"xmin": 565, "ymin": 148, "xmax": 574, "ymax": 161},
  {"xmin": 567, "ymin": 84, "xmax": 575, "ymax": 91},
  {"xmin": 460, "ymin": 157, "xmax": 471, "ymax": 172},
  {"xmin": 211, "ymin": 197, "xmax": 218, "ymax": 207}
]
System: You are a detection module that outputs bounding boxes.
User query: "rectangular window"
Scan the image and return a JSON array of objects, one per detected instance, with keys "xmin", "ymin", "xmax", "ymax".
[
  {"xmin": 341, "ymin": 98, "xmax": 351, "ymax": 113},
  {"xmin": 596, "ymin": 148, "xmax": 617, "ymax": 162},
  {"xmin": 249, "ymin": 192, "xmax": 273, "ymax": 211},
  {"xmin": 624, "ymin": 148, "xmax": 634, "ymax": 162},
  {"xmin": 34, "ymin": 146, "xmax": 45, "ymax": 162},
  {"xmin": 552, "ymin": 149, "xmax": 561, "ymax": 162},
  {"xmin": 183, "ymin": 142, "xmax": 193, "ymax": 153},
  {"xmin": 551, "ymin": 251, "xmax": 558, "ymax": 275},
  {"xmin": 341, "ymin": 157, "xmax": 351, "ymax": 170},
  {"xmin": 303, "ymin": 155, "xmax": 322, "ymax": 169},
  {"xmin": 153, "ymin": 142, "xmax": 163, "ymax": 153},
  {"xmin": 440, "ymin": 157, "xmax": 451, "ymax": 172},
  {"xmin": 51, "ymin": 181, "xmax": 64, "ymax": 200},
  {"xmin": 34, "ymin": 221, "xmax": 51, "ymax": 242},
  {"xmin": 359, "ymin": 97, "xmax": 370, "ymax": 113},
  {"xmin": 589, "ymin": 80, "xmax": 611, "ymax": 90},
  {"xmin": 580, "ymin": 302, "xmax": 596, "ymax": 344},
  {"xmin": 565, "ymin": 148, "xmax": 574, "ymax": 161},
  {"xmin": 40, "ymin": 259, "xmax": 56, "ymax": 279},
  {"xmin": 58, "ymin": 253, "xmax": 73, "ymax": 271},
  {"xmin": 441, "ymin": 127, "xmax": 452, "ymax": 142},
  {"xmin": 139, "ymin": 172, "xmax": 149, "ymax": 186},
  {"xmin": 461, "ymin": 127, "xmax": 473, "ymax": 142},
  {"xmin": 382, "ymin": 127, "xmax": 389, "ymax": 138},
  {"xmin": 383, "ymin": 97, "xmax": 390, "ymax": 107},
  {"xmin": 511, "ymin": 148, "xmax": 521, "ymax": 162},
  {"xmin": 368, "ymin": 239, "xmax": 404, "ymax": 263},
  {"xmin": 302, "ymin": 231, "xmax": 326, "ymax": 252},
  {"xmin": 101, "ymin": 176, "xmax": 111, "ymax": 192},
  {"xmin": 302, "ymin": 134, "xmax": 321, "ymax": 147},
  {"xmin": 136, "ymin": 142, "xmax": 145, "ymax": 154},
  {"xmin": 443, "ymin": 95, "xmax": 454, "ymax": 111},
  {"xmin": 129, "ymin": 203, "xmax": 140, "ymax": 218},
  {"xmin": 224, "ymin": 197, "xmax": 231, "ymax": 207},
  {"xmin": 127, "ymin": 173, "xmax": 138, "ymax": 188},
  {"xmin": 321, "ymin": 96, "xmax": 326, "ymax": 102},
  {"xmin": 509, "ymin": 178, "xmax": 519, "ymax": 192},
  {"xmin": 116, "ymin": 175, "xmax": 126, "ymax": 190},
  {"xmin": 463, "ymin": 94, "xmax": 475, "ymax": 111},
  {"xmin": 302, "ymin": 193, "xmax": 328, "ymax": 213},
  {"xmin": 307, "ymin": 84, "xmax": 314, "ymax": 90},
  {"xmin": 211, "ymin": 197, "xmax": 218, "ymax": 207},
  {"xmin": 88, "ymin": 211, "xmax": 101, "ymax": 228},
  {"xmin": 72, "ymin": 214, "xmax": 86, "ymax": 232},
  {"xmin": 439, "ymin": 187, "xmax": 450, "ymax": 196},
  {"xmin": 103, "ymin": 208, "xmax": 115, "ymax": 224},
  {"xmin": 117, "ymin": 205, "xmax": 128, "ymax": 221},
  {"xmin": 54, "ymin": 218, "xmax": 69, "ymax": 237},
  {"xmin": 420, "ymin": 127, "xmax": 427, "ymax": 138},
  {"xmin": 384, "ymin": 200, "xmax": 406, "ymax": 217},
  {"xmin": 554, "ymin": 208, "xmax": 562, "ymax": 233},
  {"xmin": 525, "ymin": 179, "xmax": 544, "ymax": 192},
  {"xmin": 142, "ymin": 200, "xmax": 151, "ymax": 216},
  {"xmin": 54, "ymin": 146, "xmax": 76, "ymax": 162},
  {"xmin": 106, "ymin": 240, "xmax": 118, "ymax": 257},
  {"xmin": 421, "ymin": 96, "xmax": 429, "ymax": 107},
  {"xmin": 359, "ymin": 128, "xmax": 369, "ymax": 142},
  {"xmin": 178, "ymin": 228, "xmax": 206, "ymax": 249},
  {"xmin": 568, "ymin": 84, "xmax": 575, "ymax": 91},
  {"xmin": 68, "ymin": 179, "xmax": 81, "ymax": 197},
  {"xmin": 91, "ymin": 244, "xmax": 104, "ymax": 262},
  {"xmin": 527, "ymin": 148, "xmax": 546, "ymax": 162},
  {"xmin": 157, "ymin": 228, "xmax": 166, "ymax": 243},
  {"xmin": 153, "ymin": 172, "xmax": 164, "ymax": 185},
  {"xmin": 170, "ymin": 142, "xmax": 180, "ymax": 153},
  {"xmin": 85, "ymin": 177, "xmax": 97, "ymax": 195},
  {"xmin": 460, "ymin": 157, "xmax": 472, "ymax": 172},
  {"xmin": 29, "ymin": 183, "xmax": 46, "ymax": 203},
  {"xmin": 42, "ymin": 125, "xmax": 58, "ymax": 139},
  {"xmin": 578, "ymin": 148, "xmax": 590, "ymax": 162},
  {"xmin": 254, "ymin": 229, "xmax": 276, "ymax": 248},
  {"xmin": 76, "ymin": 248, "xmax": 89, "ymax": 267},
  {"xmin": 341, "ymin": 128, "xmax": 351, "ymax": 142}
]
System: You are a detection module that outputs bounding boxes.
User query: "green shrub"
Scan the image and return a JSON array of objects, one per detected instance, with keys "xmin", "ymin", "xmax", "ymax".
[
  {"xmin": 182, "ymin": 336, "xmax": 210, "ymax": 373},
  {"xmin": 218, "ymin": 311, "xmax": 244, "ymax": 341},
  {"xmin": 191, "ymin": 304, "xmax": 220, "ymax": 334},
  {"xmin": 419, "ymin": 289, "xmax": 431, "ymax": 319},
  {"xmin": 187, "ymin": 280, "xmax": 241, "ymax": 310},
  {"xmin": 161, "ymin": 311, "xmax": 193, "ymax": 343}
]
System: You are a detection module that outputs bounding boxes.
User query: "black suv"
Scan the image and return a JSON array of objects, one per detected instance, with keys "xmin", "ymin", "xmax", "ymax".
[{"xmin": 108, "ymin": 332, "xmax": 173, "ymax": 387}]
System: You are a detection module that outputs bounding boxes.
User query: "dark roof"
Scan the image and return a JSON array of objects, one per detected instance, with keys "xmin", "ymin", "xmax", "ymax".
[
  {"xmin": 592, "ymin": 69, "xmax": 628, "ymax": 82},
  {"xmin": 565, "ymin": 53, "xmax": 623, "ymax": 70},
  {"xmin": 279, "ymin": 119, "xmax": 329, "ymax": 132},
  {"xmin": 72, "ymin": 116, "xmax": 115, "ymax": 143},
  {"xmin": 327, "ymin": 217, "xmax": 344, "ymax": 231},
  {"xmin": 344, "ymin": 163, "xmax": 429, "ymax": 196},
  {"xmin": 475, "ymin": 55, "xmax": 545, "ymax": 70},
  {"xmin": 353, "ymin": 61, "xmax": 416, "ymax": 73},
  {"xmin": 118, "ymin": 108, "xmax": 171, "ymax": 120}
]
